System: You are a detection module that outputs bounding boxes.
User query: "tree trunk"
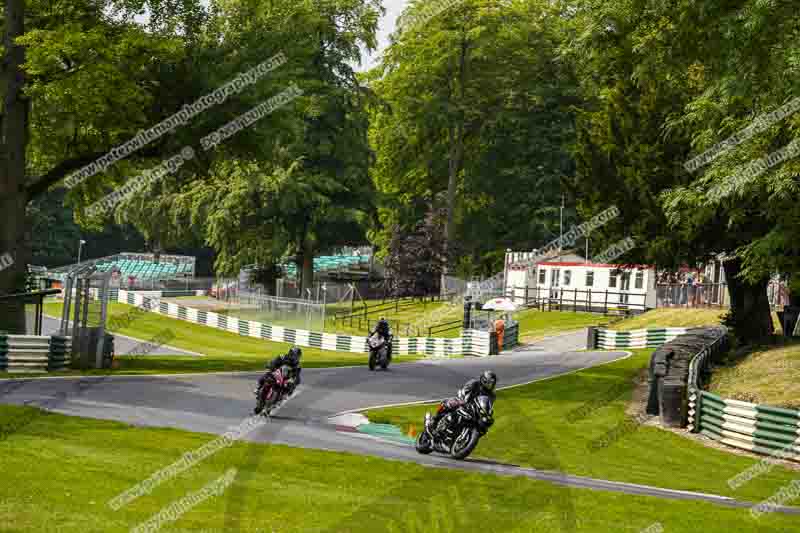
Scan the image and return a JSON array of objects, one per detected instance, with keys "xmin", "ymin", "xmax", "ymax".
[
  {"xmin": 440, "ymin": 37, "xmax": 469, "ymax": 297},
  {"xmin": 0, "ymin": 0, "xmax": 30, "ymax": 333},
  {"xmin": 723, "ymin": 257, "xmax": 774, "ymax": 342}
]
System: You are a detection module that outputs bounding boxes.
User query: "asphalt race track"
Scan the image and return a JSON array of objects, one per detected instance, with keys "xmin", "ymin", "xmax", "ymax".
[{"xmin": 2, "ymin": 330, "xmax": 798, "ymax": 516}]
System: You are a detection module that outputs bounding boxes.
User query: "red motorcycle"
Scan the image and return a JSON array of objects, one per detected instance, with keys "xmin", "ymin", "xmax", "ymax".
[{"xmin": 254, "ymin": 365, "xmax": 296, "ymax": 416}]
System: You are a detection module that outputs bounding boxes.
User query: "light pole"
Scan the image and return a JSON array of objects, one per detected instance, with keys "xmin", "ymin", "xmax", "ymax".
[
  {"xmin": 585, "ymin": 235, "xmax": 589, "ymax": 263},
  {"xmin": 77, "ymin": 239, "xmax": 87, "ymax": 267},
  {"xmin": 559, "ymin": 194, "xmax": 564, "ymax": 260}
]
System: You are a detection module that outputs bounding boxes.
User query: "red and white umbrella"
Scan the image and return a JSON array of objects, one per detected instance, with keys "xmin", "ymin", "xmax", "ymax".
[{"xmin": 481, "ymin": 297, "xmax": 519, "ymax": 311}]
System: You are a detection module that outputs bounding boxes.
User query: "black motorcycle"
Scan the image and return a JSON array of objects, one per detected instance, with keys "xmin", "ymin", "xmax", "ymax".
[
  {"xmin": 367, "ymin": 332, "xmax": 391, "ymax": 371},
  {"xmin": 415, "ymin": 394, "xmax": 494, "ymax": 459}
]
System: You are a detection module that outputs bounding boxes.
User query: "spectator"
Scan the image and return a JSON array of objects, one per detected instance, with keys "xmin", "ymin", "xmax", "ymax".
[{"xmin": 494, "ymin": 315, "xmax": 506, "ymax": 353}]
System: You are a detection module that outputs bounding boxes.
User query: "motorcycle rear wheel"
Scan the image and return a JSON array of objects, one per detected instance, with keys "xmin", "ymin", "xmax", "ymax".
[
  {"xmin": 415, "ymin": 431, "xmax": 433, "ymax": 454},
  {"xmin": 450, "ymin": 427, "xmax": 481, "ymax": 460}
]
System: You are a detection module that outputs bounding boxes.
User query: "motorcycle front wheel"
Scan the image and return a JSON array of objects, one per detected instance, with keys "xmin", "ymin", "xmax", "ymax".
[
  {"xmin": 450, "ymin": 427, "xmax": 481, "ymax": 460},
  {"xmin": 368, "ymin": 352, "xmax": 377, "ymax": 371},
  {"xmin": 415, "ymin": 431, "xmax": 433, "ymax": 454}
]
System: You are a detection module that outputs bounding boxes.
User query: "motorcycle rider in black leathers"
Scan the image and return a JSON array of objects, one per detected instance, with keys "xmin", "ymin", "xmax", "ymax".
[
  {"xmin": 369, "ymin": 317, "xmax": 393, "ymax": 360},
  {"xmin": 256, "ymin": 346, "xmax": 302, "ymax": 396},
  {"xmin": 428, "ymin": 370, "xmax": 497, "ymax": 437}
]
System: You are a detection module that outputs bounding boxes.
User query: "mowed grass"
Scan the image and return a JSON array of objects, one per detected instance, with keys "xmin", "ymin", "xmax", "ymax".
[
  {"xmin": 0, "ymin": 405, "xmax": 797, "ymax": 532},
  {"xmin": 365, "ymin": 349, "xmax": 799, "ymax": 503},
  {"xmin": 512, "ymin": 308, "xmax": 604, "ymax": 341},
  {"xmin": 609, "ymin": 307, "xmax": 727, "ymax": 330},
  {"xmin": 37, "ymin": 301, "xmax": 421, "ymax": 374},
  {"xmin": 710, "ymin": 338, "xmax": 800, "ymax": 409},
  {"xmin": 325, "ymin": 298, "xmax": 462, "ymax": 337}
]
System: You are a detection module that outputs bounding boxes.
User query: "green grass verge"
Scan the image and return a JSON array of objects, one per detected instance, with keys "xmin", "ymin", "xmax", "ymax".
[
  {"xmin": 0, "ymin": 404, "xmax": 796, "ymax": 532},
  {"xmin": 710, "ymin": 337, "xmax": 800, "ymax": 409},
  {"xmin": 609, "ymin": 308, "xmax": 727, "ymax": 330},
  {"xmin": 35, "ymin": 301, "xmax": 422, "ymax": 375},
  {"xmin": 512, "ymin": 308, "xmax": 604, "ymax": 341},
  {"xmin": 325, "ymin": 299, "xmax": 462, "ymax": 337},
  {"xmin": 365, "ymin": 349, "xmax": 799, "ymax": 503}
]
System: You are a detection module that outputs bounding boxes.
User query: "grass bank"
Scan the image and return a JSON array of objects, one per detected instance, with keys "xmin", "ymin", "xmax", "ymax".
[
  {"xmin": 710, "ymin": 338, "xmax": 800, "ymax": 409},
  {"xmin": 0, "ymin": 404, "xmax": 795, "ymax": 532},
  {"xmin": 512, "ymin": 308, "xmax": 604, "ymax": 341},
  {"xmin": 365, "ymin": 349, "xmax": 798, "ymax": 503},
  {"xmin": 35, "ymin": 301, "xmax": 422, "ymax": 375}
]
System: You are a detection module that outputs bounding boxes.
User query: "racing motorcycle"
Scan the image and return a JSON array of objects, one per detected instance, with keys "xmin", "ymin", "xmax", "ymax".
[
  {"xmin": 367, "ymin": 332, "xmax": 391, "ymax": 371},
  {"xmin": 254, "ymin": 364, "xmax": 297, "ymax": 416},
  {"xmin": 415, "ymin": 394, "xmax": 494, "ymax": 460}
]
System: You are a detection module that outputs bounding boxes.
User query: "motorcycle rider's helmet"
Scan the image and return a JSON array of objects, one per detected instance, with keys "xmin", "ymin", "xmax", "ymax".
[
  {"xmin": 288, "ymin": 346, "xmax": 302, "ymax": 365},
  {"xmin": 480, "ymin": 370, "xmax": 497, "ymax": 392},
  {"xmin": 377, "ymin": 317, "xmax": 389, "ymax": 334}
]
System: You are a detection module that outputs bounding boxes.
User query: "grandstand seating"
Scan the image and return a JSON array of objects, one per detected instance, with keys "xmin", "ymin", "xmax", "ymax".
[
  {"xmin": 282, "ymin": 254, "xmax": 370, "ymax": 279},
  {"xmin": 91, "ymin": 258, "xmax": 193, "ymax": 280}
]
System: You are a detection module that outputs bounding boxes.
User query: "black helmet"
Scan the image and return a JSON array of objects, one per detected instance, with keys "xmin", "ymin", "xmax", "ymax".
[
  {"xmin": 480, "ymin": 370, "xmax": 497, "ymax": 392},
  {"xmin": 288, "ymin": 347, "xmax": 302, "ymax": 364}
]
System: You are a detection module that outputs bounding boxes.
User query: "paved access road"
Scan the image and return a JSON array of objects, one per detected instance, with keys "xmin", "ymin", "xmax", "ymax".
[{"xmin": 33, "ymin": 315, "xmax": 200, "ymax": 357}]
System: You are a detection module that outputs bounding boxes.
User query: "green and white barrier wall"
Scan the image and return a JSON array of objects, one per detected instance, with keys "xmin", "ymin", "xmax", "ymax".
[
  {"xmin": 0, "ymin": 334, "xmax": 71, "ymax": 373},
  {"xmin": 593, "ymin": 327, "xmax": 690, "ymax": 349},
  {"xmin": 115, "ymin": 290, "xmax": 506, "ymax": 357},
  {"xmin": 690, "ymin": 391, "xmax": 800, "ymax": 463}
]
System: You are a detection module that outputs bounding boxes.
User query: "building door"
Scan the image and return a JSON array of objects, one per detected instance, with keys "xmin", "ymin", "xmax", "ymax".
[
  {"xmin": 550, "ymin": 268, "xmax": 560, "ymax": 299},
  {"xmin": 620, "ymin": 272, "xmax": 631, "ymax": 304}
]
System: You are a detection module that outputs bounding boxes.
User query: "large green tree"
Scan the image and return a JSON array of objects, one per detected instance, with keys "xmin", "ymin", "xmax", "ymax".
[
  {"xmin": 368, "ymin": 0, "xmax": 576, "ymax": 281},
  {"xmin": 564, "ymin": 0, "xmax": 800, "ymax": 341},
  {"xmin": 1, "ymin": 0, "xmax": 191, "ymax": 331}
]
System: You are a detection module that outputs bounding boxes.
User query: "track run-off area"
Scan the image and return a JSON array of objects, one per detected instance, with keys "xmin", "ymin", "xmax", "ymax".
[{"xmin": 1, "ymin": 330, "xmax": 798, "ymax": 517}]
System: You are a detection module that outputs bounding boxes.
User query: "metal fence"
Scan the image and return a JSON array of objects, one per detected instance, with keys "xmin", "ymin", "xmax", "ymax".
[
  {"xmin": 656, "ymin": 280, "xmax": 789, "ymax": 310},
  {"xmin": 210, "ymin": 292, "xmax": 327, "ymax": 332},
  {"xmin": 506, "ymin": 285, "xmax": 648, "ymax": 314}
]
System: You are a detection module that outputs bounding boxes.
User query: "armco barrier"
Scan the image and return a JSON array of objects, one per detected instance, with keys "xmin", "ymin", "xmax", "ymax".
[
  {"xmin": 685, "ymin": 330, "xmax": 799, "ymax": 462},
  {"xmin": 0, "ymin": 334, "xmax": 72, "ymax": 373},
  {"xmin": 590, "ymin": 327, "xmax": 690, "ymax": 349},
  {"xmin": 114, "ymin": 290, "xmax": 503, "ymax": 357},
  {"xmin": 691, "ymin": 391, "xmax": 800, "ymax": 462},
  {"xmin": 48, "ymin": 335, "xmax": 71, "ymax": 370}
]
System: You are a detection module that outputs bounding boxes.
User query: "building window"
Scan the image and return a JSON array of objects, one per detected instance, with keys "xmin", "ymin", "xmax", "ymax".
[
  {"xmin": 609, "ymin": 271, "xmax": 617, "ymax": 288},
  {"xmin": 564, "ymin": 270, "xmax": 572, "ymax": 286},
  {"xmin": 635, "ymin": 271, "xmax": 644, "ymax": 289},
  {"xmin": 539, "ymin": 269, "xmax": 546, "ymax": 284},
  {"xmin": 586, "ymin": 271, "xmax": 594, "ymax": 287}
]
